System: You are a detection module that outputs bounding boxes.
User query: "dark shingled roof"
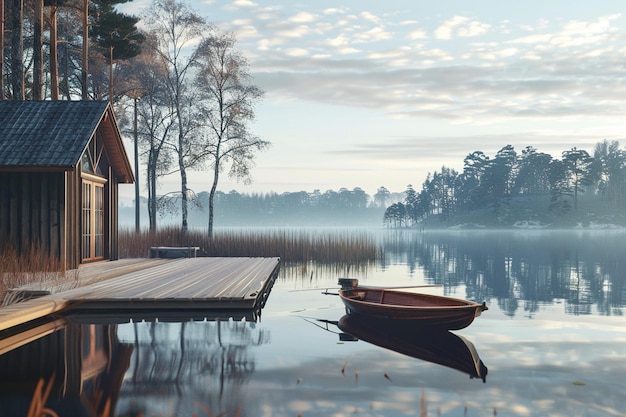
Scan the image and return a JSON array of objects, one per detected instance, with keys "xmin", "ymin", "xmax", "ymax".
[{"xmin": 0, "ymin": 100, "xmax": 109, "ymax": 168}]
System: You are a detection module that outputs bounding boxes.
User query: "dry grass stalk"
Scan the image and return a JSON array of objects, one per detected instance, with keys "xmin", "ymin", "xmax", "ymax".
[
  {"xmin": 0, "ymin": 243, "xmax": 74, "ymax": 306},
  {"xmin": 119, "ymin": 227, "xmax": 379, "ymax": 264},
  {"xmin": 26, "ymin": 376, "xmax": 57, "ymax": 417}
]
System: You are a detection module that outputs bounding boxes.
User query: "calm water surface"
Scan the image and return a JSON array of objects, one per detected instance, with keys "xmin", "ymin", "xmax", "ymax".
[{"xmin": 1, "ymin": 230, "xmax": 626, "ymax": 417}]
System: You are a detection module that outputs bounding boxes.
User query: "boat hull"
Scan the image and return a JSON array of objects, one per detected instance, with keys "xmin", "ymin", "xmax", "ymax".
[{"xmin": 338, "ymin": 287, "xmax": 486, "ymax": 330}]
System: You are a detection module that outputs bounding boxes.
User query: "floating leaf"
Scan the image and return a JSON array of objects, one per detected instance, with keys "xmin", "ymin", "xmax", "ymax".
[{"xmin": 572, "ymin": 381, "xmax": 586, "ymax": 386}]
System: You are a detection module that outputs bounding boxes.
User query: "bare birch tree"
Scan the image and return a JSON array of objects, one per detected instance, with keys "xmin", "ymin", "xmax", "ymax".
[
  {"xmin": 195, "ymin": 32, "xmax": 269, "ymax": 238},
  {"xmin": 117, "ymin": 42, "xmax": 174, "ymax": 231},
  {"xmin": 143, "ymin": 0, "xmax": 207, "ymax": 233}
]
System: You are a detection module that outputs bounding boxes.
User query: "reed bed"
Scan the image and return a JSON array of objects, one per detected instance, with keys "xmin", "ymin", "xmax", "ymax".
[
  {"xmin": 119, "ymin": 227, "xmax": 379, "ymax": 264},
  {"xmin": 0, "ymin": 243, "xmax": 71, "ymax": 305}
]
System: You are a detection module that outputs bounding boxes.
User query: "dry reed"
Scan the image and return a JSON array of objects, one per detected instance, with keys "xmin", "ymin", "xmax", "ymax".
[
  {"xmin": 119, "ymin": 227, "xmax": 379, "ymax": 264},
  {"xmin": 0, "ymin": 243, "xmax": 70, "ymax": 305}
]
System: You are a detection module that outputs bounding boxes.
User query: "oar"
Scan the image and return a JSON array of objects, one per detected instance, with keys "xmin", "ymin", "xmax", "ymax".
[
  {"xmin": 288, "ymin": 287, "xmax": 340, "ymax": 292},
  {"xmin": 291, "ymin": 284, "xmax": 442, "ymax": 295},
  {"xmin": 291, "ymin": 284, "xmax": 441, "ymax": 292},
  {"xmin": 357, "ymin": 284, "xmax": 443, "ymax": 290}
]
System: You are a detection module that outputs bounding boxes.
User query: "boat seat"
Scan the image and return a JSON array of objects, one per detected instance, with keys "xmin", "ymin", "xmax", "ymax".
[{"xmin": 346, "ymin": 291, "xmax": 367, "ymax": 301}]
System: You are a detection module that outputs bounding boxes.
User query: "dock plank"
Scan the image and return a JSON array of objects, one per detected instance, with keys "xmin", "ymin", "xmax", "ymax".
[{"xmin": 0, "ymin": 257, "xmax": 280, "ymax": 333}]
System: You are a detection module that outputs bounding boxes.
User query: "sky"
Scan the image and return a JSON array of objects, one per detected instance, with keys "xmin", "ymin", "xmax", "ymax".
[{"xmin": 119, "ymin": 0, "xmax": 626, "ymax": 202}]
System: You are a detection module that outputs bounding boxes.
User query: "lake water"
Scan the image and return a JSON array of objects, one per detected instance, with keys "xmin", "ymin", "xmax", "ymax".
[{"xmin": 1, "ymin": 230, "xmax": 626, "ymax": 417}]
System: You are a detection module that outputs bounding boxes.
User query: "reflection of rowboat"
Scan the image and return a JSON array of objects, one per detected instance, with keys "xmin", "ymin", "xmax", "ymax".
[
  {"xmin": 338, "ymin": 279, "xmax": 487, "ymax": 330},
  {"xmin": 337, "ymin": 314, "xmax": 488, "ymax": 382}
]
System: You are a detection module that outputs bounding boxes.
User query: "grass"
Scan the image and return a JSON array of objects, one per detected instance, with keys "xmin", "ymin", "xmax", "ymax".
[
  {"xmin": 119, "ymin": 227, "xmax": 379, "ymax": 264},
  {"xmin": 0, "ymin": 243, "xmax": 73, "ymax": 306}
]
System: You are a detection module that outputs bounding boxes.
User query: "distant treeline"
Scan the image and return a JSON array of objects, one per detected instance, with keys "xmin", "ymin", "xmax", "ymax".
[
  {"xmin": 384, "ymin": 140, "xmax": 626, "ymax": 228},
  {"xmin": 141, "ymin": 187, "xmax": 404, "ymax": 228}
]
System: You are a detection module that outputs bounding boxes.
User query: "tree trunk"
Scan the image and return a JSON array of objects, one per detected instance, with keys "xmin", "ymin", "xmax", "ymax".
[
  {"xmin": 10, "ymin": 0, "xmax": 23, "ymax": 99},
  {"xmin": 208, "ymin": 158, "xmax": 220, "ymax": 239},
  {"xmin": 108, "ymin": 46, "xmax": 114, "ymax": 102},
  {"xmin": 0, "ymin": 0, "xmax": 4, "ymax": 99},
  {"xmin": 33, "ymin": 0, "xmax": 43, "ymax": 100},
  {"xmin": 176, "ymin": 96, "xmax": 188, "ymax": 234},
  {"xmin": 180, "ymin": 162, "xmax": 188, "ymax": 234},
  {"xmin": 147, "ymin": 151, "xmax": 158, "ymax": 232},
  {"xmin": 82, "ymin": 0, "xmax": 88, "ymax": 100},
  {"xmin": 134, "ymin": 97, "xmax": 140, "ymax": 232},
  {"xmin": 50, "ymin": 5, "xmax": 59, "ymax": 100}
]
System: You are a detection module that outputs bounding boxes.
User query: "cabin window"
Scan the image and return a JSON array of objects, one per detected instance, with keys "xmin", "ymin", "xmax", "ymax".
[
  {"xmin": 81, "ymin": 135, "xmax": 110, "ymax": 263},
  {"xmin": 81, "ymin": 134, "xmax": 109, "ymax": 176},
  {"xmin": 82, "ymin": 177, "xmax": 106, "ymax": 262}
]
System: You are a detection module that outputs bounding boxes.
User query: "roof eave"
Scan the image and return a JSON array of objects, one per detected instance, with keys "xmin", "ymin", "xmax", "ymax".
[{"xmin": 98, "ymin": 103, "xmax": 135, "ymax": 184}]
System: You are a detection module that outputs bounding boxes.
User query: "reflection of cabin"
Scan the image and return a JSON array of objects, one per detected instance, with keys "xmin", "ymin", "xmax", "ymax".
[
  {"xmin": 0, "ymin": 319, "xmax": 132, "ymax": 416},
  {"xmin": 0, "ymin": 101, "xmax": 134, "ymax": 269}
]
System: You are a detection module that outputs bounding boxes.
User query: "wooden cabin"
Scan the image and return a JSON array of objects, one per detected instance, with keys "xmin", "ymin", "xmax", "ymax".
[{"xmin": 0, "ymin": 101, "xmax": 134, "ymax": 269}]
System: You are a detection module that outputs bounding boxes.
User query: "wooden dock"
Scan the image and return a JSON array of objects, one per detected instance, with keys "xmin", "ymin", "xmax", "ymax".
[{"xmin": 0, "ymin": 257, "xmax": 280, "ymax": 333}]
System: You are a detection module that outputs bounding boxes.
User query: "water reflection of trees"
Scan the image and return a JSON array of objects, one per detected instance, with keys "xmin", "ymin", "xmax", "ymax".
[
  {"xmin": 118, "ymin": 319, "xmax": 269, "ymax": 415},
  {"xmin": 279, "ymin": 261, "xmax": 375, "ymax": 289},
  {"xmin": 380, "ymin": 230, "xmax": 626, "ymax": 317},
  {"xmin": 0, "ymin": 317, "xmax": 270, "ymax": 417}
]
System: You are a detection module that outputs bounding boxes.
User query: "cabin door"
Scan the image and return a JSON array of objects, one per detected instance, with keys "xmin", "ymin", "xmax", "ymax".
[{"xmin": 81, "ymin": 178, "xmax": 106, "ymax": 262}]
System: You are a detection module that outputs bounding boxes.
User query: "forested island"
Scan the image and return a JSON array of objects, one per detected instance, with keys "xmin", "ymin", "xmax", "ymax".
[
  {"xmin": 121, "ymin": 140, "xmax": 626, "ymax": 229},
  {"xmin": 384, "ymin": 141, "xmax": 626, "ymax": 229}
]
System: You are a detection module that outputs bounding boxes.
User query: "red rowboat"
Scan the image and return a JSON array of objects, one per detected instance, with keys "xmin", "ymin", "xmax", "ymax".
[{"xmin": 337, "ymin": 279, "xmax": 487, "ymax": 330}]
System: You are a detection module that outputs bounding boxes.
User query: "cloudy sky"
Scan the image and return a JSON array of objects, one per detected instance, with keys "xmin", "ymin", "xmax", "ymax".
[{"xmin": 120, "ymin": 0, "xmax": 626, "ymax": 199}]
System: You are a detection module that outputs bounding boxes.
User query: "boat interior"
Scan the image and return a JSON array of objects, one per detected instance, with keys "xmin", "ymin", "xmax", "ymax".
[{"xmin": 343, "ymin": 288, "xmax": 466, "ymax": 307}]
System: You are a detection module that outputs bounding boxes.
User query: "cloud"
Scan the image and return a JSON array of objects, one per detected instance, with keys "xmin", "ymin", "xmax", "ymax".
[
  {"xmin": 289, "ymin": 12, "xmax": 316, "ymax": 23},
  {"xmin": 325, "ymin": 34, "xmax": 350, "ymax": 47},
  {"xmin": 368, "ymin": 46, "xmax": 411, "ymax": 60},
  {"xmin": 323, "ymin": 8, "xmax": 344, "ymax": 15},
  {"xmin": 434, "ymin": 16, "xmax": 490, "ymax": 39},
  {"xmin": 336, "ymin": 131, "xmax": 605, "ymax": 166},
  {"xmin": 275, "ymin": 25, "xmax": 313, "ymax": 39},
  {"xmin": 361, "ymin": 11, "xmax": 380, "ymax": 23},
  {"xmin": 511, "ymin": 14, "xmax": 620, "ymax": 51},
  {"xmin": 337, "ymin": 47, "xmax": 360, "ymax": 55},
  {"xmin": 284, "ymin": 48, "xmax": 309, "ymax": 57},
  {"xmin": 419, "ymin": 48, "xmax": 454, "ymax": 61},
  {"xmin": 208, "ymin": 2, "xmax": 626, "ymax": 129},
  {"xmin": 231, "ymin": 21, "xmax": 260, "ymax": 39},
  {"xmin": 224, "ymin": 0, "xmax": 257, "ymax": 10},
  {"xmin": 407, "ymin": 28, "xmax": 428, "ymax": 40},
  {"xmin": 353, "ymin": 26, "xmax": 392, "ymax": 43},
  {"xmin": 457, "ymin": 21, "xmax": 490, "ymax": 37},
  {"xmin": 434, "ymin": 15, "xmax": 468, "ymax": 39}
]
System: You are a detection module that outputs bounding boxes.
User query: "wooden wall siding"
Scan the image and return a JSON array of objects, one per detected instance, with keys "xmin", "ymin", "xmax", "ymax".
[
  {"xmin": 0, "ymin": 172, "xmax": 64, "ymax": 260},
  {"xmin": 65, "ymin": 169, "xmax": 78, "ymax": 269},
  {"xmin": 108, "ymin": 166, "xmax": 119, "ymax": 261}
]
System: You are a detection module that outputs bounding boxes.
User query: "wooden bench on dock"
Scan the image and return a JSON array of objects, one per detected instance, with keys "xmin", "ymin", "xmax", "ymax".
[
  {"xmin": 0, "ymin": 257, "xmax": 280, "ymax": 334},
  {"xmin": 149, "ymin": 246, "xmax": 200, "ymax": 258}
]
